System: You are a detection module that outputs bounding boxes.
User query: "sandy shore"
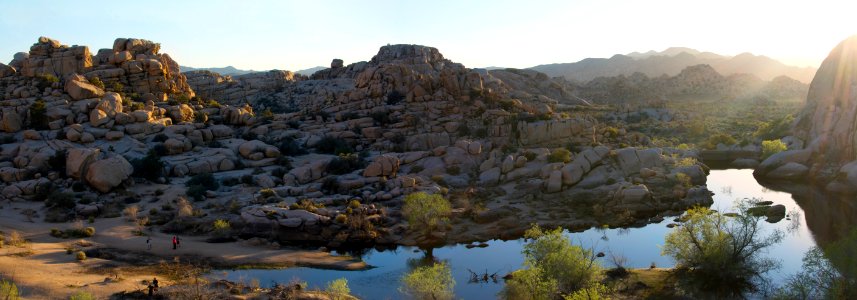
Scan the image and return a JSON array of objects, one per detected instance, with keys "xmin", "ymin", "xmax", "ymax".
[{"xmin": 0, "ymin": 200, "xmax": 365, "ymax": 299}]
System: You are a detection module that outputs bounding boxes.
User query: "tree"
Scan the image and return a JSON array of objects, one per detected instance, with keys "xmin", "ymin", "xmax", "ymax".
[
  {"xmin": 503, "ymin": 225, "xmax": 604, "ymax": 299},
  {"xmin": 400, "ymin": 262, "xmax": 455, "ymax": 300},
  {"xmin": 662, "ymin": 202, "xmax": 784, "ymax": 297},
  {"xmin": 402, "ymin": 192, "xmax": 451, "ymax": 245}
]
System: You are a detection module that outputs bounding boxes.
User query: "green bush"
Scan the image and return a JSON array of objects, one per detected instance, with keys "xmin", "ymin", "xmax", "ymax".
[
  {"xmin": 131, "ymin": 150, "xmax": 165, "ymax": 181},
  {"xmin": 705, "ymin": 133, "xmax": 737, "ymax": 150},
  {"xmin": 186, "ymin": 173, "xmax": 219, "ymax": 201},
  {"xmin": 89, "ymin": 76, "xmax": 105, "ymax": 89},
  {"xmin": 325, "ymin": 278, "xmax": 351, "ymax": 300},
  {"xmin": 212, "ymin": 219, "xmax": 231, "ymax": 237},
  {"xmin": 29, "ymin": 99, "xmax": 49, "ymax": 130},
  {"xmin": 0, "ymin": 279, "xmax": 19, "ymax": 300},
  {"xmin": 548, "ymin": 149, "xmax": 572, "ymax": 163},
  {"xmin": 761, "ymin": 139, "xmax": 787, "ymax": 160},
  {"xmin": 400, "ymin": 262, "xmax": 455, "ymax": 300},
  {"xmin": 315, "ymin": 136, "xmax": 353, "ymax": 155},
  {"xmin": 75, "ymin": 251, "xmax": 87, "ymax": 261},
  {"xmin": 326, "ymin": 153, "xmax": 364, "ymax": 175},
  {"xmin": 69, "ymin": 291, "xmax": 96, "ymax": 300},
  {"xmin": 403, "ymin": 192, "xmax": 451, "ymax": 243},
  {"xmin": 662, "ymin": 202, "xmax": 783, "ymax": 297}
]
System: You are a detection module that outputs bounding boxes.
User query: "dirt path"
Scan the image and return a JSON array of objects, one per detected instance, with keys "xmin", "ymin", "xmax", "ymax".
[{"xmin": 0, "ymin": 201, "xmax": 365, "ymax": 299}]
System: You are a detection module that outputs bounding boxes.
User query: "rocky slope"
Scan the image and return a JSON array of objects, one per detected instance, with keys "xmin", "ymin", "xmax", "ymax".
[
  {"xmin": 0, "ymin": 37, "xmax": 713, "ymax": 249},
  {"xmin": 531, "ymin": 48, "xmax": 817, "ymax": 83},
  {"xmin": 756, "ymin": 35, "xmax": 857, "ymax": 193}
]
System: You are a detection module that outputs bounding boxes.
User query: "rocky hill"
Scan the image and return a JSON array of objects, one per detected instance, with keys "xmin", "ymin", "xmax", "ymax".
[
  {"xmin": 179, "ymin": 65, "xmax": 256, "ymax": 76},
  {"xmin": 571, "ymin": 64, "xmax": 808, "ymax": 103},
  {"xmin": 0, "ymin": 37, "xmax": 712, "ymax": 248},
  {"xmin": 531, "ymin": 48, "xmax": 817, "ymax": 84}
]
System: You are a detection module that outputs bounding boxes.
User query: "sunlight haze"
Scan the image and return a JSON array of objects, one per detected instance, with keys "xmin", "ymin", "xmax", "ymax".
[{"xmin": 1, "ymin": 0, "xmax": 854, "ymax": 71}]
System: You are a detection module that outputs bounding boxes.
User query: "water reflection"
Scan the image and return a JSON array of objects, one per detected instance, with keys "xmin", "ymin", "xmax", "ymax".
[{"xmin": 213, "ymin": 169, "xmax": 857, "ymax": 299}]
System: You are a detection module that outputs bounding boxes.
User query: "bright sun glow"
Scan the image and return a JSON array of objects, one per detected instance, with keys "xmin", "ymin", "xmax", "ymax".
[{"xmin": 1, "ymin": 0, "xmax": 855, "ymax": 70}]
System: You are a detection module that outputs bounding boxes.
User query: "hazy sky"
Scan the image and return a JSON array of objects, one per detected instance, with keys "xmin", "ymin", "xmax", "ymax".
[{"xmin": 1, "ymin": 0, "xmax": 855, "ymax": 71}]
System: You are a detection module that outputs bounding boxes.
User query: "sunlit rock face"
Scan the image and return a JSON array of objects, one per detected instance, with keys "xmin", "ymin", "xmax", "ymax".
[{"xmin": 794, "ymin": 35, "xmax": 857, "ymax": 166}]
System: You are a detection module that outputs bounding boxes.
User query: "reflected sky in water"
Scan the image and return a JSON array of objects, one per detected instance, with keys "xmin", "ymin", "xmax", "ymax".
[{"xmin": 214, "ymin": 169, "xmax": 833, "ymax": 299}]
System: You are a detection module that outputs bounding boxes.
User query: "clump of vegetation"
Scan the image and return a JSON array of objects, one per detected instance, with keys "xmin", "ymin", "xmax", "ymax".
[
  {"xmin": 0, "ymin": 279, "xmax": 19, "ymax": 300},
  {"xmin": 75, "ymin": 251, "xmax": 87, "ymax": 261},
  {"xmin": 69, "ymin": 291, "xmax": 96, "ymax": 300},
  {"xmin": 185, "ymin": 173, "xmax": 219, "ymax": 201},
  {"xmin": 662, "ymin": 201, "xmax": 783, "ymax": 297},
  {"xmin": 29, "ymin": 99, "xmax": 49, "ymax": 130},
  {"xmin": 131, "ymin": 149, "xmax": 165, "ymax": 181},
  {"xmin": 446, "ymin": 165, "xmax": 461, "ymax": 175},
  {"xmin": 503, "ymin": 225, "xmax": 605, "ymax": 299},
  {"xmin": 386, "ymin": 90, "xmax": 405, "ymax": 105},
  {"xmin": 211, "ymin": 219, "xmax": 231, "ymax": 237},
  {"xmin": 325, "ymin": 278, "xmax": 351, "ymax": 300},
  {"xmin": 326, "ymin": 153, "xmax": 364, "ymax": 175},
  {"xmin": 89, "ymin": 76, "xmax": 105, "ymax": 89},
  {"xmin": 761, "ymin": 139, "xmax": 787, "ymax": 160},
  {"xmin": 403, "ymin": 192, "xmax": 451, "ymax": 245},
  {"xmin": 315, "ymin": 136, "xmax": 353, "ymax": 155},
  {"xmin": 775, "ymin": 228, "xmax": 857, "ymax": 299},
  {"xmin": 290, "ymin": 199, "xmax": 323, "ymax": 213},
  {"xmin": 548, "ymin": 148, "xmax": 572, "ymax": 163},
  {"xmin": 279, "ymin": 137, "xmax": 308, "ymax": 156},
  {"xmin": 400, "ymin": 262, "xmax": 455, "ymax": 300},
  {"xmin": 704, "ymin": 133, "xmax": 737, "ymax": 150}
]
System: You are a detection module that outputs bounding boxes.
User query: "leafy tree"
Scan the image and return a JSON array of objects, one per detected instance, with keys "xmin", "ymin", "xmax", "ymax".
[
  {"xmin": 131, "ymin": 149, "xmax": 165, "ymax": 181},
  {"xmin": 402, "ymin": 192, "xmax": 451, "ymax": 245},
  {"xmin": 662, "ymin": 202, "xmax": 784, "ymax": 297},
  {"xmin": 400, "ymin": 262, "xmax": 455, "ymax": 300},
  {"xmin": 503, "ymin": 225, "xmax": 603, "ymax": 299},
  {"xmin": 325, "ymin": 278, "xmax": 351, "ymax": 300}
]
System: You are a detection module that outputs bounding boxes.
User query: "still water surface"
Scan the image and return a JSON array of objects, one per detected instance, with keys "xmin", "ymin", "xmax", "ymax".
[{"xmin": 214, "ymin": 169, "xmax": 845, "ymax": 299}]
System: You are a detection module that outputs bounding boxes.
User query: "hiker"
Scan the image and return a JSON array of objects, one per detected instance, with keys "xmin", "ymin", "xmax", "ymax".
[
  {"xmin": 148, "ymin": 284, "xmax": 154, "ymax": 297},
  {"xmin": 146, "ymin": 236, "xmax": 152, "ymax": 250},
  {"xmin": 172, "ymin": 236, "xmax": 177, "ymax": 250},
  {"xmin": 153, "ymin": 277, "xmax": 159, "ymax": 290},
  {"xmin": 176, "ymin": 236, "xmax": 181, "ymax": 248}
]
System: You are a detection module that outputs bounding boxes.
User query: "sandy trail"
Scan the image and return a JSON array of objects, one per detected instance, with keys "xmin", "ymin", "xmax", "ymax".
[{"xmin": 0, "ymin": 201, "xmax": 365, "ymax": 299}]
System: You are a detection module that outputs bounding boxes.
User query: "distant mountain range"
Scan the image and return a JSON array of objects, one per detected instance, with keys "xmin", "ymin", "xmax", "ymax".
[
  {"xmin": 530, "ymin": 47, "xmax": 817, "ymax": 84},
  {"xmin": 180, "ymin": 65, "xmax": 327, "ymax": 77}
]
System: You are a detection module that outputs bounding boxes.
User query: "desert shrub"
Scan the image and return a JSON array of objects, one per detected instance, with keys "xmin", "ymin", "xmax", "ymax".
[
  {"xmin": 45, "ymin": 190, "xmax": 75, "ymax": 209},
  {"xmin": 705, "ymin": 133, "xmax": 737, "ymax": 150},
  {"xmin": 29, "ymin": 99, "xmax": 49, "ymax": 130},
  {"xmin": 315, "ymin": 136, "xmax": 353, "ymax": 155},
  {"xmin": 564, "ymin": 283, "xmax": 613, "ymax": 300},
  {"xmin": 212, "ymin": 219, "xmax": 231, "ymax": 237},
  {"xmin": 503, "ymin": 225, "xmax": 603, "ymax": 298},
  {"xmin": 290, "ymin": 199, "xmax": 323, "ymax": 213},
  {"xmin": 75, "ymin": 251, "xmax": 87, "ymax": 260},
  {"xmin": 130, "ymin": 101, "xmax": 145, "ymax": 111},
  {"xmin": 754, "ymin": 114, "xmax": 794, "ymax": 140},
  {"xmin": 0, "ymin": 279, "xmax": 19, "ymax": 300},
  {"xmin": 403, "ymin": 192, "xmax": 451, "ymax": 243},
  {"xmin": 348, "ymin": 199, "xmax": 361, "ymax": 209},
  {"xmin": 131, "ymin": 150, "xmax": 165, "ymax": 181},
  {"xmin": 446, "ymin": 165, "xmax": 461, "ymax": 175},
  {"xmin": 673, "ymin": 156, "xmax": 698, "ymax": 168},
  {"xmin": 548, "ymin": 149, "xmax": 572, "ymax": 163},
  {"xmin": 47, "ymin": 149, "xmax": 67, "ymax": 174},
  {"xmin": 279, "ymin": 137, "xmax": 308, "ymax": 156},
  {"xmin": 523, "ymin": 151, "xmax": 538, "ymax": 162},
  {"xmin": 326, "ymin": 153, "xmax": 364, "ymax": 175},
  {"xmin": 185, "ymin": 173, "xmax": 219, "ymax": 201},
  {"xmin": 662, "ymin": 202, "xmax": 783, "ymax": 297},
  {"xmin": 321, "ymin": 177, "xmax": 340, "ymax": 193},
  {"xmin": 400, "ymin": 262, "xmax": 455, "ymax": 300},
  {"xmin": 325, "ymin": 278, "xmax": 351, "ymax": 300},
  {"xmin": 69, "ymin": 291, "xmax": 96, "ymax": 300},
  {"xmin": 386, "ymin": 90, "xmax": 405, "ymax": 105},
  {"xmin": 335, "ymin": 214, "xmax": 348, "ymax": 224},
  {"xmin": 194, "ymin": 111, "xmax": 208, "ymax": 123},
  {"xmin": 4, "ymin": 231, "xmax": 25, "ymax": 247},
  {"xmin": 457, "ymin": 123, "xmax": 471, "ymax": 136},
  {"xmin": 761, "ymin": 139, "xmax": 787, "ymax": 160},
  {"xmin": 89, "ymin": 76, "xmax": 105, "ymax": 89},
  {"xmin": 152, "ymin": 133, "xmax": 169, "ymax": 143},
  {"xmin": 110, "ymin": 81, "xmax": 124, "ymax": 94},
  {"xmin": 123, "ymin": 205, "xmax": 139, "ymax": 221}
]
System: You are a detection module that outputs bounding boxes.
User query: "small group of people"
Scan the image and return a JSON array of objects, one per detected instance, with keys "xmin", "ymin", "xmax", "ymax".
[
  {"xmin": 144, "ymin": 235, "xmax": 182, "ymax": 251},
  {"xmin": 147, "ymin": 277, "xmax": 159, "ymax": 297}
]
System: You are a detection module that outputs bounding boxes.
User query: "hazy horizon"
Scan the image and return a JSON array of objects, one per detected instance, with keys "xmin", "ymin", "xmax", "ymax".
[{"xmin": 2, "ymin": 0, "xmax": 855, "ymax": 71}]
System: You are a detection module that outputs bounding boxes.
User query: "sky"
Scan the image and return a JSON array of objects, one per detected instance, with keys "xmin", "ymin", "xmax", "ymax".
[{"xmin": 0, "ymin": 0, "xmax": 855, "ymax": 71}]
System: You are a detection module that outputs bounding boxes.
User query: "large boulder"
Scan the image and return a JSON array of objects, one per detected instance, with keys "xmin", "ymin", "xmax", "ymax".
[
  {"xmin": 66, "ymin": 148, "xmax": 100, "ymax": 179},
  {"xmin": 363, "ymin": 155, "xmax": 400, "ymax": 177},
  {"xmin": 64, "ymin": 74, "xmax": 104, "ymax": 100},
  {"xmin": 85, "ymin": 155, "xmax": 133, "ymax": 192}
]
